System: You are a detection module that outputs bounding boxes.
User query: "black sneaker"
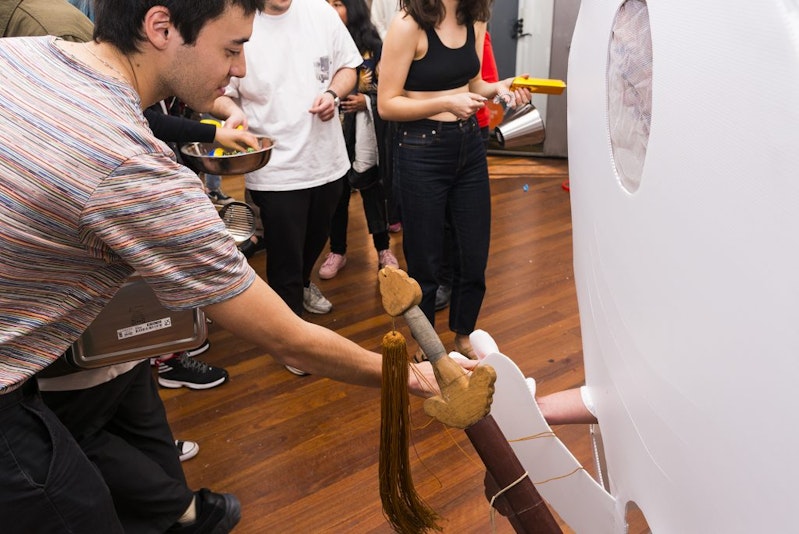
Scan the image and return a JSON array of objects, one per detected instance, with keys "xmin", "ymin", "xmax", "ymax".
[
  {"xmin": 158, "ymin": 353, "xmax": 229, "ymax": 390},
  {"xmin": 207, "ymin": 190, "xmax": 235, "ymax": 206},
  {"xmin": 170, "ymin": 488, "xmax": 240, "ymax": 533},
  {"xmin": 185, "ymin": 340, "xmax": 211, "ymax": 358},
  {"xmin": 237, "ymin": 235, "xmax": 265, "ymax": 259}
]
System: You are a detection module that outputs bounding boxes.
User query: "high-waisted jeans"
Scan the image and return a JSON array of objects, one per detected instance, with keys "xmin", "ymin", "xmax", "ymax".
[{"xmin": 395, "ymin": 115, "xmax": 490, "ymax": 333}]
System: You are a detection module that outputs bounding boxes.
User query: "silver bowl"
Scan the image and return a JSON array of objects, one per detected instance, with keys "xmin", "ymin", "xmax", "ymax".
[{"xmin": 180, "ymin": 137, "xmax": 274, "ymax": 175}]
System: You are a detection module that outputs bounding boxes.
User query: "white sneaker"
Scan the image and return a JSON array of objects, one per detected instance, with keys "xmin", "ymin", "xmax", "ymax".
[
  {"xmin": 303, "ymin": 282, "xmax": 332, "ymax": 314},
  {"xmin": 285, "ymin": 365, "xmax": 310, "ymax": 376},
  {"xmin": 176, "ymin": 440, "xmax": 199, "ymax": 462},
  {"xmin": 318, "ymin": 252, "xmax": 346, "ymax": 279},
  {"xmin": 378, "ymin": 249, "xmax": 399, "ymax": 269}
]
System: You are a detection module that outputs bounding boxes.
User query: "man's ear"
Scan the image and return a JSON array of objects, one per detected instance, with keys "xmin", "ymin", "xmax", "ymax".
[{"xmin": 142, "ymin": 6, "xmax": 174, "ymax": 50}]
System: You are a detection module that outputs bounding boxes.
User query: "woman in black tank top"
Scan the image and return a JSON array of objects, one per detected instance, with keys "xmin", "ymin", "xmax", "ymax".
[{"xmin": 377, "ymin": 0, "xmax": 531, "ymax": 359}]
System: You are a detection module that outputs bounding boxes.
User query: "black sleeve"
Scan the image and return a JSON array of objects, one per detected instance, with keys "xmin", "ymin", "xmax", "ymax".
[{"xmin": 144, "ymin": 108, "xmax": 217, "ymax": 144}]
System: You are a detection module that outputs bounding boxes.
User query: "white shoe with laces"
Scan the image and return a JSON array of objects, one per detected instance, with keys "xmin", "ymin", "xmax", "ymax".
[{"xmin": 303, "ymin": 282, "xmax": 332, "ymax": 314}]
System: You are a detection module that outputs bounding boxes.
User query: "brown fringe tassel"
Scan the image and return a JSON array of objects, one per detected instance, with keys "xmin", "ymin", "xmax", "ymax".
[{"xmin": 379, "ymin": 330, "xmax": 442, "ymax": 533}]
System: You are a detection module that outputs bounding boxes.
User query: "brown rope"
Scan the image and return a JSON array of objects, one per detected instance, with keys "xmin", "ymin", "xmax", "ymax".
[{"xmin": 379, "ymin": 330, "xmax": 442, "ymax": 533}]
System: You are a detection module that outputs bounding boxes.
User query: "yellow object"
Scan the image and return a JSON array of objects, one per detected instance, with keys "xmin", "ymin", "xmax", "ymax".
[
  {"xmin": 200, "ymin": 119, "xmax": 223, "ymax": 127},
  {"xmin": 510, "ymin": 77, "xmax": 567, "ymax": 95},
  {"xmin": 212, "ymin": 148, "xmax": 225, "ymax": 157}
]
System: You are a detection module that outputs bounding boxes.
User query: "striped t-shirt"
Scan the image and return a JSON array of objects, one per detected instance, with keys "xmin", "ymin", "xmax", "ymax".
[{"xmin": 0, "ymin": 37, "xmax": 255, "ymax": 393}]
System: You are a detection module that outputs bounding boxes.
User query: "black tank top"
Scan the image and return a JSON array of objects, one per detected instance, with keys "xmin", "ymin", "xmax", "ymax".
[{"xmin": 404, "ymin": 24, "xmax": 480, "ymax": 92}]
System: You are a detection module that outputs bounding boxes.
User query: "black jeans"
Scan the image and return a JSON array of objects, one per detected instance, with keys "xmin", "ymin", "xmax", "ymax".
[
  {"xmin": 41, "ymin": 361, "xmax": 194, "ymax": 534},
  {"xmin": 395, "ymin": 116, "xmax": 490, "ymax": 333},
  {"xmin": 0, "ymin": 380, "xmax": 123, "ymax": 533},
  {"xmin": 329, "ymin": 177, "xmax": 390, "ymax": 255},
  {"xmin": 250, "ymin": 178, "xmax": 344, "ymax": 316}
]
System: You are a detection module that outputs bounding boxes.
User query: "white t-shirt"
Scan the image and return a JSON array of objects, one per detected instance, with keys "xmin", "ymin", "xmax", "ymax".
[
  {"xmin": 225, "ymin": 0, "xmax": 362, "ymax": 192},
  {"xmin": 371, "ymin": 0, "xmax": 401, "ymax": 40}
]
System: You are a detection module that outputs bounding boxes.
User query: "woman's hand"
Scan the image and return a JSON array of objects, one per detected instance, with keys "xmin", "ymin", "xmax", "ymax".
[
  {"xmin": 447, "ymin": 92, "xmax": 488, "ymax": 120},
  {"xmin": 221, "ymin": 106, "xmax": 248, "ymax": 130},
  {"xmin": 340, "ymin": 93, "xmax": 367, "ymax": 114},
  {"xmin": 496, "ymin": 75, "xmax": 533, "ymax": 109}
]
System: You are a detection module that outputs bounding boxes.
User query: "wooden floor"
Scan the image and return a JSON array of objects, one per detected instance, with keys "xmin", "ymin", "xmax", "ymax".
[{"xmin": 159, "ymin": 155, "xmax": 600, "ymax": 533}]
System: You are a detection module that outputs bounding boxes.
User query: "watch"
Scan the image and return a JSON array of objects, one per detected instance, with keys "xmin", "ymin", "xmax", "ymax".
[{"xmin": 324, "ymin": 89, "xmax": 340, "ymax": 107}]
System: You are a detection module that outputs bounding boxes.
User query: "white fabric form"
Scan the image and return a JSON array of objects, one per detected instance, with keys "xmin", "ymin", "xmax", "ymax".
[
  {"xmin": 352, "ymin": 97, "xmax": 378, "ymax": 173},
  {"xmin": 469, "ymin": 331, "xmax": 618, "ymax": 534},
  {"xmin": 224, "ymin": 0, "xmax": 362, "ymax": 191},
  {"xmin": 565, "ymin": 1, "xmax": 799, "ymax": 532}
]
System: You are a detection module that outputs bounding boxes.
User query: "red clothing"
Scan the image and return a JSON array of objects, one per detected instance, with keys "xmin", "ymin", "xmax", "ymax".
[{"xmin": 476, "ymin": 31, "xmax": 500, "ymax": 128}]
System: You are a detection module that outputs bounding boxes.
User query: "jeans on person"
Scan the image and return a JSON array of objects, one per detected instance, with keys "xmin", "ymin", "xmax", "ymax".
[
  {"xmin": 329, "ymin": 175, "xmax": 390, "ymax": 255},
  {"xmin": 250, "ymin": 177, "xmax": 344, "ymax": 316},
  {"xmin": 204, "ymin": 173, "xmax": 222, "ymax": 192},
  {"xmin": 395, "ymin": 115, "xmax": 490, "ymax": 333},
  {"xmin": 41, "ymin": 361, "xmax": 194, "ymax": 533},
  {"xmin": 0, "ymin": 380, "xmax": 123, "ymax": 533}
]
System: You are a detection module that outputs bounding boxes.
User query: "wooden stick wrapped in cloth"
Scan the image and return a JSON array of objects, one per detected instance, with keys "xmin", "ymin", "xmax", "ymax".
[{"xmin": 377, "ymin": 267, "xmax": 562, "ymax": 534}]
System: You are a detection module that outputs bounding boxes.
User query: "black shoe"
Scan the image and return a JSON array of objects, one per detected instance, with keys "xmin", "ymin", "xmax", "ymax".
[
  {"xmin": 171, "ymin": 488, "xmax": 241, "ymax": 533},
  {"xmin": 185, "ymin": 340, "xmax": 211, "ymax": 358},
  {"xmin": 435, "ymin": 285, "xmax": 451, "ymax": 311},
  {"xmin": 207, "ymin": 190, "xmax": 235, "ymax": 206},
  {"xmin": 238, "ymin": 236, "xmax": 265, "ymax": 259},
  {"xmin": 158, "ymin": 353, "xmax": 229, "ymax": 390}
]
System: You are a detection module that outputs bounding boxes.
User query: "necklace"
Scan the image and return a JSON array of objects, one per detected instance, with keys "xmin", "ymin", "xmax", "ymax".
[{"xmin": 85, "ymin": 44, "xmax": 132, "ymax": 87}]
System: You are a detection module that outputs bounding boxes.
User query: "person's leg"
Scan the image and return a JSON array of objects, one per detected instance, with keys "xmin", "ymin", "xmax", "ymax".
[
  {"xmin": 1, "ymin": 380, "xmax": 122, "ymax": 534},
  {"xmin": 327, "ymin": 180, "xmax": 351, "ymax": 256},
  {"xmin": 318, "ymin": 180, "xmax": 350, "ymax": 280},
  {"xmin": 250, "ymin": 189, "xmax": 310, "ymax": 316},
  {"xmin": 395, "ymin": 120, "xmax": 456, "ymax": 326},
  {"xmin": 303, "ymin": 177, "xmax": 345, "ymax": 287},
  {"xmin": 239, "ymin": 189, "xmax": 265, "ymax": 258},
  {"xmin": 41, "ymin": 363, "xmax": 194, "ymax": 533},
  {"xmin": 359, "ymin": 176, "xmax": 389, "ymax": 238},
  {"xmin": 435, "ymin": 213, "xmax": 454, "ymax": 310},
  {"xmin": 447, "ymin": 119, "xmax": 491, "ymax": 343}
]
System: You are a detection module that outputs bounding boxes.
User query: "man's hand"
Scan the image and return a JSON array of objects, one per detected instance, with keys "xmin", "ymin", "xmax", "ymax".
[
  {"xmin": 407, "ymin": 356, "xmax": 479, "ymax": 398},
  {"xmin": 308, "ymin": 91, "xmax": 338, "ymax": 122},
  {"xmin": 214, "ymin": 127, "xmax": 260, "ymax": 153}
]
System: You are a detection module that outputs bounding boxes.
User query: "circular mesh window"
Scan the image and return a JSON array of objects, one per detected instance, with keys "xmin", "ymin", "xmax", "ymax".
[{"xmin": 607, "ymin": 0, "xmax": 653, "ymax": 193}]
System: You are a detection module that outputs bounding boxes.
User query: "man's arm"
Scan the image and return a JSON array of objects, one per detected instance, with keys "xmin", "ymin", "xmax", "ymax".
[{"xmin": 203, "ymin": 275, "xmax": 458, "ymax": 397}]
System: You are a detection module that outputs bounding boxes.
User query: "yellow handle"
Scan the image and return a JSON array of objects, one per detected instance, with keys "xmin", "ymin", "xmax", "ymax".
[{"xmin": 509, "ymin": 77, "xmax": 567, "ymax": 95}]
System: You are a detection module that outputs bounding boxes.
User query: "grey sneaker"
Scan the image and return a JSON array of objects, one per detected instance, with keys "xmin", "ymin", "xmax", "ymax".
[{"xmin": 303, "ymin": 282, "xmax": 332, "ymax": 314}]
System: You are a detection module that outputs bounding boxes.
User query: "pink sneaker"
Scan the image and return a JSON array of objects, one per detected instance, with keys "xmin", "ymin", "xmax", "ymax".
[
  {"xmin": 318, "ymin": 252, "xmax": 346, "ymax": 279},
  {"xmin": 378, "ymin": 249, "xmax": 399, "ymax": 270}
]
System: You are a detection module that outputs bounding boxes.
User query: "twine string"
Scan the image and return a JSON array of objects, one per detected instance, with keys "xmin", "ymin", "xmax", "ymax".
[{"xmin": 488, "ymin": 471, "xmax": 530, "ymax": 533}]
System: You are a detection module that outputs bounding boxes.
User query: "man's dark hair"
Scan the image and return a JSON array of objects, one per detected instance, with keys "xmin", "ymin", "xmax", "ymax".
[{"xmin": 93, "ymin": 0, "xmax": 265, "ymax": 54}]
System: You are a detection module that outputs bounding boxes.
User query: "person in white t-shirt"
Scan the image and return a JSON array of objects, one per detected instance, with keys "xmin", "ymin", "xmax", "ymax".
[
  {"xmin": 213, "ymin": 0, "xmax": 362, "ymax": 353},
  {"xmin": 370, "ymin": 0, "xmax": 400, "ymax": 39}
]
